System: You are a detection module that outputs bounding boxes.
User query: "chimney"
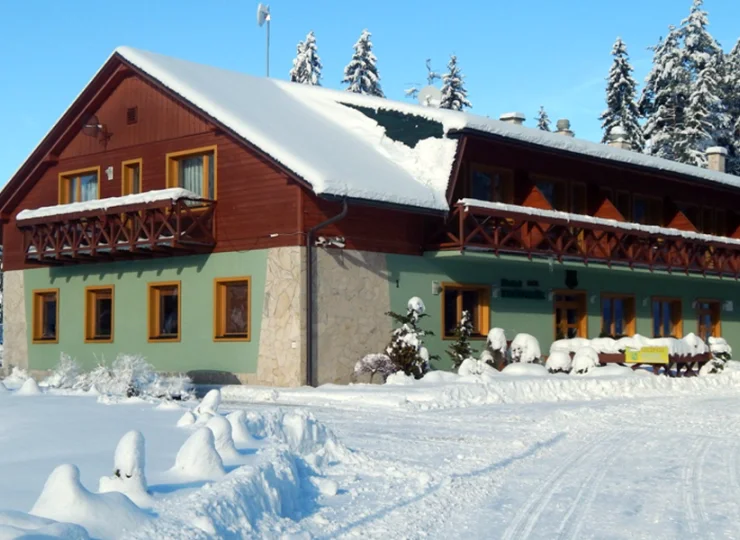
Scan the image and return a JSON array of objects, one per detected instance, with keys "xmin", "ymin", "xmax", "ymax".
[
  {"xmin": 499, "ymin": 112, "xmax": 526, "ymax": 126},
  {"xmin": 607, "ymin": 125, "xmax": 630, "ymax": 150},
  {"xmin": 555, "ymin": 119, "xmax": 574, "ymax": 137},
  {"xmin": 706, "ymin": 146, "xmax": 728, "ymax": 173}
]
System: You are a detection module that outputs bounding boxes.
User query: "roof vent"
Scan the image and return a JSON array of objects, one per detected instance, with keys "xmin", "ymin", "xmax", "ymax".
[
  {"xmin": 555, "ymin": 119, "xmax": 574, "ymax": 137},
  {"xmin": 126, "ymin": 107, "xmax": 138, "ymax": 125},
  {"xmin": 607, "ymin": 126, "xmax": 630, "ymax": 150},
  {"xmin": 499, "ymin": 112, "xmax": 526, "ymax": 126}
]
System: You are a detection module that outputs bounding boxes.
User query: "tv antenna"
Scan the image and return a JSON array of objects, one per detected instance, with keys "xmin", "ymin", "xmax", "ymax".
[{"xmin": 257, "ymin": 3, "xmax": 271, "ymax": 77}]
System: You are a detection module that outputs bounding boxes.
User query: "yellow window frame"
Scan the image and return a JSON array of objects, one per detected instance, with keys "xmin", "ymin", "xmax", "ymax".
[
  {"xmin": 147, "ymin": 281, "xmax": 181, "ymax": 343},
  {"xmin": 58, "ymin": 166, "xmax": 101, "ymax": 205},
  {"xmin": 121, "ymin": 158, "xmax": 143, "ymax": 196},
  {"xmin": 165, "ymin": 146, "xmax": 217, "ymax": 200},
  {"xmin": 441, "ymin": 283, "xmax": 491, "ymax": 340},
  {"xmin": 213, "ymin": 277, "xmax": 251, "ymax": 342},
  {"xmin": 84, "ymin": 285, "xmax": 114, "ymax": 343},
  {"xmin": 32, "ymin": 288, "xmax": 59, "ymax": 344}
]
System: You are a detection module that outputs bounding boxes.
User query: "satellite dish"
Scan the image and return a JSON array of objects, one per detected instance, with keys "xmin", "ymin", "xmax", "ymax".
[
  {"xmin": 257, "ymin": 3, "xmax": 270, "ymax": 26},
  {"xmin": 417, "ymin": 86, "xmax": 442, "ymax": 108},
  {"xmin": 82, "ymin": 114, "xmax": 103, "ymax": 137}
]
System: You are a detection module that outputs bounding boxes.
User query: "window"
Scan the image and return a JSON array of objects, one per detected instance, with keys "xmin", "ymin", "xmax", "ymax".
[
  {"xmin": 715, "ymin": 210, "xmax": 727, "ymax": 237},
  {"xmin": 469, "ymin": 166, "xmax": 513, "ymax": 203},
  {"xmin": 697, "ymin": 300, "xmax": 721, "ymax": 341},
  {"xmin": 534, "ymin": 177, "xmax": 567, "ymax": 210},
  {"xmin": 601, "ymin": 294, "xmax": 636, "ymax": 337},
  {"xmin": 121, "ymin": 159, "xmax": 142, "ymax": 196},
  {"xmin": 85, "ymin": 286, "xmax": 114, "ymax": 342},
  {"xmin": 615, "ymin": 191, "xmax": 631, "ymax": 220},
  {"xmin": 570, "ymin": 182, "xmax": 587, "ymax": 214},
  {"xmin": 32, "ymin": 289, "xmax": 59, "ymax": 343},
  {"xmin": 166, "ymin": 147, "xmax": 216, "ymax": 199},
  {"xmin": 554, "ymin": 291, "xmax": 587, "ymax": 339},
  {"xmin": 58, "ymin": 167, "xmax": 100, "ymax": 204},
  {"xmin": 148, "ymin": 282, "xmax": 180, "ymax": 341},
  {"xmin": 652, "ymin": 297, "xmax": 682, "ymax": 338},
  {"xmin": 442, "ymin": 284, "xmax": 490, "ymax": 339},
  {"xmin": 214, "ymin": 278, "xmax": 250, "ymax": 341},
  {"xmin": 633, "ymin": 195, "xmax": 662, "ymax": 226},
  {"xmin": 676, "ymin": 202, "xmax": 700, "ymax": 229}
]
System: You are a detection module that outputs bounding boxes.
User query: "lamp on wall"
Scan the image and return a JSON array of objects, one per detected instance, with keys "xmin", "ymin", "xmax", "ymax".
[
  {"xmin": 105, "ymin": 166, "xmax": 114, "ymax": 181},
  {"xmin": 724, "ymin": 300, "xmax": 734, "ymax": 313},
  {"xmin": 547, "ymin": 289, "xmax": 554, "ymax": 302},
  {"xmin": 432, "ymin": 281, "xmax": 442, "ymax": 295},
  {"xmin": 589, "ymin": 294, "xmax": 597, "ymax": 304},
  {"xmin": 492, "ymin": 286, "xmax": 500, "ymax": 299},
  {"xmin": 642, "ymin": 297, "xmax": 649, "ymax": 307}
]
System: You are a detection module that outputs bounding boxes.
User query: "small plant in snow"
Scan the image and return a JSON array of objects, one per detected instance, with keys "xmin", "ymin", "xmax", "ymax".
[
  {"xmin": 700, "ymin": 357, "xmax": 726, "ymax": 375},
  {"xmin": 354, "ymin": 353, "xmax": 395, "ymax": 383},
  {"xmin": 510, "ymin": 333, "xmax": 541, "ymax": 363},
  {"xmin": 383, "ymin": 297, "xmax": 438, "ymax": 379},
  {"xmin": 571, "ymin": 346, "xmax": 600, "ymax": 374},
  {"xmin": 546, "ymin": 350, "xmax": 572, "ymax": 374},
  {"xmin": 709, "ymin": 336, "xmax": 732, "ymax": 361},
  {"xmin": 480, "ymin": 328, "xmax": 507, "ymax": 369},
  {"xmin": 446, "ymin": 310, "xmax": 474, "ymax": 370},
  {"xmin": 43, "ymin": 354, "xmax": 81, "ymax": 389}
]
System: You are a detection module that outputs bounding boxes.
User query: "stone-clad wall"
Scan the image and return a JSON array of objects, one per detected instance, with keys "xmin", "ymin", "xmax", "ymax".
[{"xmin": 3, "ymin": 270, "xmax": 28, "ymax": 373}]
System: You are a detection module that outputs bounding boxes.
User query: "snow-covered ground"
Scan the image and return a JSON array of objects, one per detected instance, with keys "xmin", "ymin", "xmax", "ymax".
[{"xmin": 3, "ymin": 367, "xmax": 740, "ymax": 538}]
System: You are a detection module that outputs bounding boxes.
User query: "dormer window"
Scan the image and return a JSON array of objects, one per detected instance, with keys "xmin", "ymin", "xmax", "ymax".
[{"xmin": 58, "ymin": 167, "xmax": 99, "ymax": 204}]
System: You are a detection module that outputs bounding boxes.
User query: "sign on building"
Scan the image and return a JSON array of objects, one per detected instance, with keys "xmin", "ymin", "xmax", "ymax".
[{"xmin": 625, "ymin": 346, "xmax": 669, "ymax": 364}]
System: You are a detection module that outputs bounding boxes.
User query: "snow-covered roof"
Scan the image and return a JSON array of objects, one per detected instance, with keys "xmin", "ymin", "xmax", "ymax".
[{"xmin": 16, "ymin": 188, "xmax": 200, "ymax": 222}]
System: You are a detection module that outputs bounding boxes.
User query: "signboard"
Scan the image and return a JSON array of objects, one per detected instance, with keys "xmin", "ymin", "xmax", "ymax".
[{"xmin": 624, "ymin": 346, "xmax": 669, "ymax": 364}]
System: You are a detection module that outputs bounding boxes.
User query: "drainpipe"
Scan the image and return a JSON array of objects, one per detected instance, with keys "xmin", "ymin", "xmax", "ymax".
[{"xmin": 306, "ymin": 199, "xmax": 348, "ymax": 387}]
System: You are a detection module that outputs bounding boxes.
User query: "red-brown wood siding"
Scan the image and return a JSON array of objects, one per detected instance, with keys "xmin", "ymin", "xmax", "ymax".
[{"xmin": 594, "ymin": 199, "xmax": 625, "ymax": 222}]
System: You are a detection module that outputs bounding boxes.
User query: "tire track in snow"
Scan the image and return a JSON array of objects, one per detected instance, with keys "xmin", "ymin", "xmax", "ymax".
[
  {"xmin": 681, "ymin": 438, "xmax": 705, "ymax": 535},
  {"xmin": 694, "ymin": 438, "xmax": 711, "ymax": 524},
  {"xmin": 501, "ymin": 431, "xmax": 612, "ymax": 540}
]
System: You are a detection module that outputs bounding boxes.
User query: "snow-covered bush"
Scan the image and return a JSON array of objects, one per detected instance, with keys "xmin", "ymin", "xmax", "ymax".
[
  {"xmin": 458, "ymin": 358, "xmax": 498, "ymax": 379},
  {"xmin": 700, "ymin": 357, "xmax": 726, "ymax": 375},
  {"xmin": 170, "ymin": 428, "xmax": 225, "ymax": 481},
  {"xmin": 381, "ymin": 297, "xmax": 438, "ymax": 379},
  {"xmin": 480, "ymin": 328, "xmax": 507, "ymax": 369},
  {"xmin": 572, "ymin": 346, "xmax": 600, "ymax": 375},
  {"xmin": 709, "ymin": 336, "xmax": 732, "ymax": 360},
  {"xmin": 2, "ymin": 366, "xmax": 29, "ymax": 389},
  {"xmin": 98, "ymin": 430, "xmax": 152, "ymax": 508},
  {"xmin": 205, "ymin": 415, "xmax": 240, "ymax": 462},
  {"xmin": 16, "ymin": 377, "xmax": 42, "ymax": 396},
  {"xmin": 354, "ymin": 353, "xmax": 395, "ymax": 383},
  {"xmin": 682, "ymin": 332, "xmax": 709, "ymax": 356},
  {"xmin": 446, "ymin": 310, "xmax": 474, "ymax": 370},
  {"xmin": 546, "ymin": 351, "xmax": 572, "ymax": 374},
  {"xmin": 43, "ymin": 354, "xmax": 81, "ymax": 389},
  {"xmin": 195, "ymin": 389, "xmax": 221, "ymax": 416},
  {"xmin": 510, "ymin": 333, "xmax": 541, "ymax": 363}
]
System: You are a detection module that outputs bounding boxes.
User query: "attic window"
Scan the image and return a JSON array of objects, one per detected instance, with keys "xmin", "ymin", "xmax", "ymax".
[{"xmin": 126, "ymin": 107, "xmax": 138, "ymax": 125}]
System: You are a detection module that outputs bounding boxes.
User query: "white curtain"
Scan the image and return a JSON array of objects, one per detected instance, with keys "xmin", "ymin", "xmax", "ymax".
[
  {"xmin": 79, "ymin": 173, "xmax": 97, "ymax": 202},
  {"xmin": 179, "ymin": 157, "xmax": 203, "ymax": 196}
]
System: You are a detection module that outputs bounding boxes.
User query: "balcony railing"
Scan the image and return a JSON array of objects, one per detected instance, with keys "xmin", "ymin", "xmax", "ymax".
[
  {"xmin": 17, "ymin": 191, "xmax": 216, "ymax": 265},
  {"xmin": 429, "ymin": 200, "xmax": 740, "ymax": 278}
]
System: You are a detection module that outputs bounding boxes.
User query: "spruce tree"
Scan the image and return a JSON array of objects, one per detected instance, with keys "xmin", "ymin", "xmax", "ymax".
[
  {"xmin": 446, "ymin": 311, "xmax": 474, "ymax": 370},
  {"xmin": 384, "ymin": 298, "xmax": 437, "ymax": 378},
  {"xmin": 536, "ymin": 106, "xmax": 551, "ymax": 131},
  {"xmin": 289, "ymin": 31, "xmax": 322, "ymax": 86},
  {"xmin": 721, "ymin": 40, "xmax": 740, "ymax": 174},
  {"xmin": 439, "ymin": 54, "xmax": 472, "ymax": 111},
  {"xmin": 599, "ymin": 37, "xmax": 644, "ymax": 151},
  {"xmin": 680, "ymin": 0, "xmax": 723, "ymax": 77},
  {"xmin": 342, "ymin": 29, "xmax": 384, "ymax": 97}
]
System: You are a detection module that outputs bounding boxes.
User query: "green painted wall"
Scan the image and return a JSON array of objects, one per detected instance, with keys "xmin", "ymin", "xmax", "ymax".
[
  {"xmin": 24, "ymin": 251, "xmax": 269, "ymax": 373},
  {"xmin": 386, "ymin": 252, "xmax": 740, "ymax": 370}
]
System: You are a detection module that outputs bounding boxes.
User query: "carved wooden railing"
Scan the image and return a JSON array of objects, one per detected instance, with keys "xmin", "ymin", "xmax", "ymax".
[
  {"xmin": 18, "ymin": 197, "xmax": 216, "ymax": 265},
  {"xmin": 429, "ymin": 202, "xmax": 740, "ymax": 278}
]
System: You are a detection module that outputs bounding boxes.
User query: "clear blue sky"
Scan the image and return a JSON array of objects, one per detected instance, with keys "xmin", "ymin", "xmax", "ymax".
[{"xmin": 1, "ymin": 0, "xmax": 738, "ymax": 185}]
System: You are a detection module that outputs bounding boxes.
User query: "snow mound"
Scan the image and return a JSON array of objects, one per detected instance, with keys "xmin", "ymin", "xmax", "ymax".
[
  {"xmin": 98, "ymin": 431, "xmax": 152, "ymax": 508},
  {"xmin": 458, "ymin": 358, "xmax": 498, "ymax": 380},
  {"xmin": 385, "ymin": 372, "xmax": 415, "ymax": 386},
  {"xmin": 16, "ymin": 377, "xmax": 42, "ymax": 396},
  {"xmin": 550, "ymin": 337, "xmax": 590, "ymax": 354},
  {"xmin": 30, "ymin": 464, "xmax": 150, "ymax": 539},
  {"xmin": 170, "ymin": 427, "xmax": 225, "ymax": 481},
  {"xmin": 572, "ymin": 346, "xmax": 600, "ymax": 374},
  {"xmin": 682, "ymin": 332, "xmax": 709, "ymax": 355},
  {"xmin": 501, "ymin": 363, "xmax": 548, "ymax": 377},
  {"xmin": 407, "ymin": 296, "xmax": 425, "ymax": 315},
  {"xmin": 226, "ymin": 410, "xmax": 255, "ymax": 446},
  {"xmin": 545, "ymin": 351, "xmax": 572, "ymax": 373},
  {"xmin": 0, "ymin": 382, "xmax": 8, "ymax": 394},
  {"xmin": 510, "ymin": 333, "xmax": 541, "ymax": 363},
  {"xmin": 584, "ymin": 364, "xmax": 637, "ymax": 377},
  {"xmin": 195, "ymin": 389, "xmax": 221, "ymax": 416},
  {"xmin": 176, "ymin": 411, "xmax": 197, "ymax": 428},
  {"xmin": 486, "ymin": 328, "xmax": 507, "ymax": 353},
  {"xmin": 0, "ymin": 510, "xmax": 89, "ymax": 539},
  {"xmin": 419, "ymin": 370, "xmax": 461, "ymax": 383},
  {"xmin": 205, "ymin": 415, "xmax": 241, "ymax": 462},
  {"xmin": 709, "ymin": 336, "xmax": 732, "ymax": 359},
  {"xmin": 3, "ymin": 367, "xmax": 29, "ymax": 390},
  {"xmin": 588, "ymin": 337, "xmax": 621, "ymax": 354}
]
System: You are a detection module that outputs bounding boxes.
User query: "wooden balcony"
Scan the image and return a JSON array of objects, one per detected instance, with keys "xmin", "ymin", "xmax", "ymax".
[
  {"xmin": 429, "ymin": 200, "xmax": 740, "ymax": 278},
  {"xmin": 17, "ymin": 192, "xmax": 216, "ymax": 265}
]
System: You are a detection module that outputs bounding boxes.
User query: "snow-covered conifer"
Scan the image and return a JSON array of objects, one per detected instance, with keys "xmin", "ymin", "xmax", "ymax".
[
  {"xmin": 680, "ymin": 0, "xmax": 723, "ymax": 77},
  {"xmin": 721, "ymin": 40, "xmax": 740, "ymax": 174},
  {"xmin": 289, "ymin": 31, "xmax": 322, "ymax": 86},
  {"xmin": 439, "ymin": 54, "xmax": 472, "ymax": 111},
  {"xmin": 446, "ymin": 310, "xmax": 474, "ymax": 370},
  {"xmin": 599, "ymin": 37, "xmax": 644, "ymax": 151},
  {"xmin": 536, "ymin": 106, "xmax": 551, "ymax": 131},
  {"xmin": 342, "ymin": 29, "xmax": 384, "ymax": 97},
  {"xmin": 383, "ymin": 297, "xmax": 437, "ymax": 378}
]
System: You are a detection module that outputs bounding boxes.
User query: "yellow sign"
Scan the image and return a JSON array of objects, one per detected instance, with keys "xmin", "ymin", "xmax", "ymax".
[{"xmin": 624, "ymin": 346, "xmax": 669, "ymax": 364}]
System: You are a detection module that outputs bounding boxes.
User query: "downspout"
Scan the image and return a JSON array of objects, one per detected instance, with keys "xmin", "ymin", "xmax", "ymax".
[{"xmin": 306, "ymin": 198, "xmax": 349, "ymax": 387}]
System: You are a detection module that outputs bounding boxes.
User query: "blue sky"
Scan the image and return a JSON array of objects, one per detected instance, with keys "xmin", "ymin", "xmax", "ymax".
[{"xmin": 1, "ymin": 0, "xmax": 739, "ymax": 184}]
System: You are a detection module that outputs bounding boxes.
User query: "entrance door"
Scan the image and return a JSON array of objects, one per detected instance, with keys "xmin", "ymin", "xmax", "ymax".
[{"xmin": 554, "ymin": 291, "xmax": 587, "ymax": 340}]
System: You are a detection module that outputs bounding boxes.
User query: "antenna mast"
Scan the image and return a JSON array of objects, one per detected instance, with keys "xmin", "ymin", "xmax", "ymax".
[{"xmin": 257, "ymin": 3, "xmax": 271, "ymax": 77}]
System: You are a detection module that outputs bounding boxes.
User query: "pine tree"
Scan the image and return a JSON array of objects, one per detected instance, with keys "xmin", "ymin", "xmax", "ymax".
[
  {"xmin": 599, "ymin": 37, "xmax": 644, "ymax": 151},
  {"xmin": 446, "ymin": 311, "xmax": 473, "ymax": 370},
  {"xmin": 289, "ymin": 31, "xmax": 322, "ymax": 86},
  {"xmin": 721, "ymin": 40, "xmax": 740, "ymax": 174},
  {"xmin": 439, "ymin": 54, "xmax": 472, "ymax": 111},
  {"xmin": 536, "ymin": 106, "xmax": 551, "ymax": 131},
  {"xmin": 342, "ymin": 29, "xmax": 384, "ymax": 97},
  {"xmin": 639, "ymin": 26, "xmax": 689, "ymax": 160},
  {"xmin": 384, "ymin": 298, "xmax": 437, "ymax": 378},
  {"xmin": 680, "ymin": 0, "xmax": 723, "ymax": 78}
]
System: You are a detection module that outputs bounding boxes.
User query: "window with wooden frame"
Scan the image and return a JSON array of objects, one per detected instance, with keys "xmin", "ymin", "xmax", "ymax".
[
  {"xmin": 633, "ymin": 195, "xmax": 662, "ymax": 226},
  {"xmin": 84, "ymin": 286, "xmax": 114, "ymax": 343},
  {"xmin": 442, "ymin": 284, "xmax": 490, "ymax": 339},
  {"xmin": 166, "ymin": 146, "xmax": 216, "ymax": 199},
  {"xmin": 570, "ymin": 182, "xmax": 587, "ymax": 215},
  {"xmin": 715, "ymin": 209, "xmax": 727, "ymax": 237},
  {"xmin": 148, "ymin": 282, "xmax": 181, "ymax": 342},
  {"xmin": 697, "ymin": 300, "xmax": 721, "ymax": 341},
  {"xmin": 675, "ymin": 201, "xmax": 700, "ymax": 229},
  {"xmin": 534, "ymin": 176, "xmax": 568, "ymax": 211},
  {"xmin": 651, "ymin": 297, "xmax": 682, "ymax": 338},
  {"xmin": 121, "ymin": 159, "xmax": 142, "ymax": 196},
  {"xmin": 58, "ymin": 167, "xmax": 100, "ymax": 204},
  {"xmin": 469, "ymin": 165, "xmax": 514, "ymax": 203},
  {"xmin": 615, "ymin": 190, "xmax": 631, "ymax": 220},
  {"xmin": 554, "ymin": 291, "xmax": 587, "ymax": 340},
  {"xmin": 32, "ymin": 289, "xmax": 59, "ymax": 343},
  {"xmin": 600, "ymin": 294, "xmax": 636, "ymax": 337},
  {"xmin": 214, "ymin": 277, "xmax": 250, "ymax": 341}
]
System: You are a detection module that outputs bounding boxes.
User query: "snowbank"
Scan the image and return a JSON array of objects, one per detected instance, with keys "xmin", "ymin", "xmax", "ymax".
[
  {"xmin": 0, "ymin": 510, "xmax": 89, "ymax": 539},
  {"xmin": 226, "ymin": 410, "xmax": 255, "ymax": 446},
  {"xmin": 501, "ymin": 363, "xmax": 549, "ymax": 377},
  {"xmin": 15, "ymin": 378, "xmax": 42, "ymax": 396},
  {"xmin": 551, "ymin": 334, "xmax": 712, "ymax": 357}
]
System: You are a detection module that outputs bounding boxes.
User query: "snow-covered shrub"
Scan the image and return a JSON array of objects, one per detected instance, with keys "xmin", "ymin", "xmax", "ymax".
[
  {"xmin": 3, "ymin": 366, "xmax": 29, "ymax": 389},
  {"xmin": 354, "ymin": 353, "xmax": 395, "ymax": 383},
  {"xmin": 385, "ymin": 371, "xmax": 415, "ymax": 385},
  {"xmin": 205, "ymin": 415, "xmax": 240, "ymax": 462},
  {"xmin": 546, "ymin": 351, "xmax": 572, "ymax": 374},
  {"xmin": 446, "ymin": 310, "xmax": 474, "ymax": 370},
  {"xmin": 195, "ymin": 389, "xmax": 221, "ymax": 416},
  {"xmin": 550, "ymin": 337, "xmax": 590, "ymax": 354},
  {"xmin": 226, "ymin": 410, "xmax": 255, "ymax": 446},
  {"xmin": 709, "ymin": 336, "xmax": 732, "ymax": 361},
  {"xmin": 98, "ymin": 430, "xmax": 152, "ymax": 508},
  {"xmin": 572, "ymin": 346, "xmax": 600, "ymax": 374},
  {"xmin": 170, "ymin": 428, "xmax": 225, "ymax": 481},
  {"xmin": 681, "ymin": 332, "xmax": 709, "ymax": 356},
  {"xmin": 458, "ymin": 358, "xmax": 498, "ymax": 379},
  {"xmin": 700, "ymin": 357, "xmax": 726, "ymax": 375},
  {"xmin": 16, "ymin": 377, "xmax": 42, "ymax": 396},
  {"xmin": 43, "ymin": 354, "xmax": 81, "ymax": 389},
  {"xmin": 480, "ymin": 328, "xmax": 507, "ymax": 369},
  {"xmin": 510, "ymin": 333, "xmax": 541, "ymax": 363},
  {"xmin": 381, "ymin": 297, "xmax": 438, "ymax": 379},
  {"xmin": 177, "ymin": 411, "xmax": 197, "ymax": 427}
]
